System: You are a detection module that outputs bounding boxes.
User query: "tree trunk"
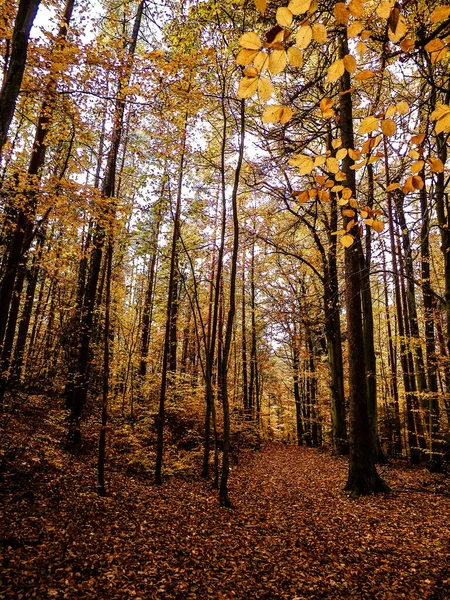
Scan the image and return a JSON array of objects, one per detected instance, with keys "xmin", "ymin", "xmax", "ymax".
[
  {"xmin": 338, "ymin": 31, "xmax": 388, "ymax": 496},
  {"xmin": 219, "ymin": 99, "xmax": 245, "ymax": 507},
  {"xmin": 0, "ymin": 0, "xmax": 41, "ymax": 158}
]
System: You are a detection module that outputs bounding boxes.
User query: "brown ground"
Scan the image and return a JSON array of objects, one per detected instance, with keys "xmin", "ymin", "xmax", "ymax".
[{"xmin": 1, "ymin": 402, "xmax": 450, "ymax": 599}]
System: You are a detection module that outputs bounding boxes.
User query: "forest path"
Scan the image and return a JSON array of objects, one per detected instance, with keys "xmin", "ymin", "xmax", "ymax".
[{"xmin": 2, "ymin": 443, "xmax": 450, "ymax": 599}]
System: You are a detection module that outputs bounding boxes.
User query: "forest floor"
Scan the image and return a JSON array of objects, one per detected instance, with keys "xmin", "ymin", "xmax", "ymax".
[{"xmin": 2, "ymin": 398, "xmax": 450, "ymax": 599}]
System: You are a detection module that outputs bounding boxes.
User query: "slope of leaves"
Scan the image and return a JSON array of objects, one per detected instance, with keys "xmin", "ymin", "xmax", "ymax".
[{"xmin": 1, "ymin": 402, "xmax": 450, "ymax": 600}]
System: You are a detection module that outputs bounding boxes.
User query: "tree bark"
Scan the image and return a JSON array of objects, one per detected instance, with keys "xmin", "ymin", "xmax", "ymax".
[{"xmin": 0, "ymin": 0, "xmax": 41, "ymax": 158}]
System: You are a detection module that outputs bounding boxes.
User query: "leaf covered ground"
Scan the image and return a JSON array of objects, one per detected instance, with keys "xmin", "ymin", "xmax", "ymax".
[{"xmin": 1, "ymin": 402, "xmax": 450, "ymax": 599}]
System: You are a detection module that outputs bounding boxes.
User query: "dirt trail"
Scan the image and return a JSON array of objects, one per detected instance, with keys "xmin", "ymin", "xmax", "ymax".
[{"xmin": 2, "ymin": 443, "xmax": 450, "ymax": 599}]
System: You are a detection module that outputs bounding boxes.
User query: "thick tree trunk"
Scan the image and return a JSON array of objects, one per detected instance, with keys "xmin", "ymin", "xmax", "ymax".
[
  {"xmin": 338, "ymin": 32, "xmax": 388, "ymax": 496},
  {"xmin": 0, "ymin": 0, "xmax": 41, "ymax": 157}
]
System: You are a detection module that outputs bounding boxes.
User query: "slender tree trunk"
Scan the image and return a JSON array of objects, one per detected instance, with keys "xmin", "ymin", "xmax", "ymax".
[
  {"xmin": 97, "ymin": 238, "xmax": 113, "ymax": 496},
  {"xmin": 139, "ymin": 199, "xmax": 163, "ymax": 378},
  {"xmin": 219, "ymin": 99, "xmax": 245, "ymax": 507},
  {"xmin": 155, "ymin": 108, "xmax": 188, "ymax": 485},
  {"xmin": 419, "ymin": 177, "xmax": 440, "ymax": 470}
]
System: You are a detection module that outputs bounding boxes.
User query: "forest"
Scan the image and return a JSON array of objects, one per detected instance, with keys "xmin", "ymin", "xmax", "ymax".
[{"xmin": 1, "ymin": 0, "xmax": 450, "ymax": 598}]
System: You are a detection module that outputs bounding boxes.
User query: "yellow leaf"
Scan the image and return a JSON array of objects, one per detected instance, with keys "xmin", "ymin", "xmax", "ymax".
[
  {"xmin": 431, "ymin": 5, "xmax": 450, "ymax": 23},
  {"xmin": 361, "ymin": 29, "xmax": 372, "ymax": 40},
  {"xmin": 355, "ymin": 69, "xmax": 375, "ymax": 80},
  {"xmin": 314, "ymin": 155, "xmax": 326, "ymax": 167},
  {"xmin": 411, "ymin": 133, "xmax": 425, "ymax": 145},
  {"xmin": 385, "ymin": 105, "xmax": 396, "ymax": 118},
  {"xmin": 412, "ymin": 175, "xmax": 424, "ymax": 190},
  {"xmin": 318, "ymin": 189, "xmax": 330, "ymax": 202},
  {"xmin": 431, "ymin": 46, "xmax": 449, "ymax": 64},
  {"xmin": 386, "ymin": 183, "xmax": 400, "ymax": 191},
  {"xmin": 296, "ymin": 25, "xmax": 313, "ymax": 48},
  {"xmin": 289, "ymin": 154, "xmax": 315, "ymax": 175},
  {"xmin": 276, "ymin": 7, "xmax": 293, "ymax": 27},
  {"xmin": 341, "ymin": 234, "xmax": 354, "ymax": 248},
  {"xmin": 320, "ymin": 97, "xmax": 334, "ymax": 118},
  {"xmin": 350, "ymin": 198, "xmax": 358, "ymax": 208},
  {"xmin": 331, "ymin": 185, "xmax": 344, "ymax": 192},
  {"xmin": 372, "ymin": 219, "xmax": 384, "ymax": 233},
  {"xmin": 343, "ymin": 54, "xmax": 357, "ymax": 73},
  {"xmin": 255, "ymin": 0, "xmax": 267, "ymax": 15},
  {"xmin": 348, "ymin": 148, "xmax": 361, "ymax": 161},
  {"xmin": 327, "ymin": 157, "xmax": 340, "ymax": 174},
  {"xmin": 430, "ymin": 104, "xmax": 450, "ymax": 121},
  {"xmin": 425, "ymin": 38, "xmax": 445, "ymax": 52},
  {"xmin": 400, "ymin": 38, "xmax": 415, "ymax": 53},
  {"xmin": 280, "ymin": 106, "xmax": 293, "ymax": 124},
  {"xmin": 244, "ymin": 66, "xmax": 258, "ymax": 77},
  {"xmin": 356, "ymin": 41, "xmax": 367, "ymax": 57},
  {"xmin": 269, "ymin": 50, "xmax": 287, "ymax": 75},
  {"xmin": 362, "ymin": 135, "xmax": 381, "ymax": 153},
  {"xmin": 388, "ymin": 15, "xmax": 407, "ymax": 43},
  {"xmin": 239, "ymin": 32, "xmax": 262, "ymax": 50},
  {"xmin": 381, "ymin": 119, "xmax": 396, "ymax": 136},
  {"xmin": 348, "ymin": 0, "xmax": 364, "ymax": 18},
  {"xmin": 334, "ymin": 2, "xmax": 350, "ymax": 25},
  {"xmin": 342, "ymin": 187, "xmax": 352, "ymax": 199},
  {"xmin": 402, "ymin": 177, "xmax": 415, "ymax": 193},
  {"xmin": 328, "ymin": 59, "xmax": 345, "ymax": 83},
  {"xmin": 258, "ymin": 78, "xmax": 274, "ymax": 101},
  {"xmin": 312, "ymin": 23, "xmax": 327, "ymax": 43},
  {"xmin": 288, "ymin": 0, "xmax": 311, "ymax": 15},
  {"xmin": 427, "ymin": 157, "xmax": 445, "ymax": 173},
  {"xmin": 336, "ymin": 148, "xmax": 348, "ymax": 160},
  {"xmin": 294, "ymin": 190, "xmax": 310, "ymax": 203},
  {"xmin": 262, "ymin": 104, "xmax": 283, "ymax": 123},
  {"xmin": 335, "ymin": 171, "xmax": 347, "ymax": 181},
  {"xmin": 287, "ymin": 46, "xmax": 303, "ymax": 67},
  {"xmin": 364, "ymin": 217, "xmax": 374, "ymax": 226},
  {"xmin": 342, "ymin": 208, "xmax": 356, "ymax": 217},
  {"xmin": 236, "ymin": 49, "xmax": 259, "ymax": 65},
  {"xmin": 396, "ymin": 100, "xmax": 409, "ymax": 114},
  {"xmin": 254, "ymin": 51, "xmax": 269, "ymax": 72},
  {"xmin": 348, "ymin": 21, "xmax": 364, "ymax": 38},
  {"xmin": 436, "ymin": 112, "xmax": 450, "ymax": 134},
  {"xmin": 411, "ymin": 160, "xmax": 425, "ymax": 174},
  {"xmin": 332, "ymin": 138, "xmax": 342, "ymax": 149},
  {"xmin": 376, "ymin": 0, "xmax": 394, "ymax": 19},
  {"xmin": 409, "ymin": 148, "xmax": 420, "ymax": 159},
  {"xmin": 331, "ymin": 229, "xmax": 346, "ymax": 236},
  {"xmin": 237, "ymin": 77, "xmax": 258, "ymax": 99},
  {"xmin": 358, "ymin": 116, "xmax": 379, "ymax": 135}
]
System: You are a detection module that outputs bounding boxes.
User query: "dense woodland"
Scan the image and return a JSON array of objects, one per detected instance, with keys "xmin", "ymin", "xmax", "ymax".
[{"xmin": 1, "ymin": 0, "xmax": 450, "ymax": 597}]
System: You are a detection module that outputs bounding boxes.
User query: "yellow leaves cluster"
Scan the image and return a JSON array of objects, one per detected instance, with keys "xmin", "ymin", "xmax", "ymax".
[{"xmin": 431, "ymin": 104, "xmax": 450, "ymax": 134}]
